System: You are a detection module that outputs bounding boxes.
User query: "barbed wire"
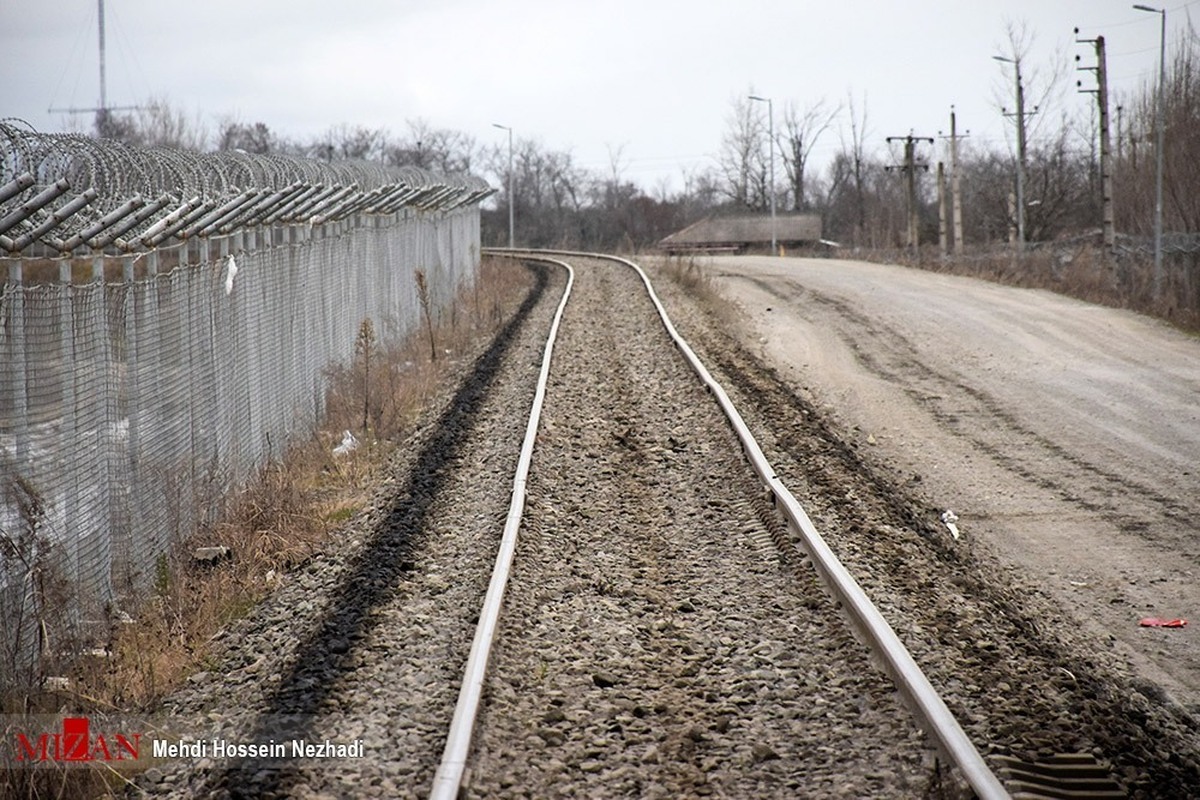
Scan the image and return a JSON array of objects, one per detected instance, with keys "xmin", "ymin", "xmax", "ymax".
[{"xmin": 0, "ymin": 122, "xmax": 492, "ymax": 257}]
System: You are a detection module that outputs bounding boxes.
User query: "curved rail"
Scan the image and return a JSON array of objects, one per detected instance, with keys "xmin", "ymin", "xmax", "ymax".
[
  {"xmin": 428, "ymin": 254, "xmax": 575, "ymax": 800},
  {"xmin": 479, "ymin": 247, "xmax": 1010, "ymax": 800}
]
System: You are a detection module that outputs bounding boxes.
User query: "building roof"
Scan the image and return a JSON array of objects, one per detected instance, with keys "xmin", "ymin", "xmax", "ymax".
[{"xmin": 660, "ymin": 213, "xmax": 822, "ymax": 248}]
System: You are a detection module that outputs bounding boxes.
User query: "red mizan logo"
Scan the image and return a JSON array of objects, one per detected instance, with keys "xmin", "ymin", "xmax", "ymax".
[{"xmin": 14, "ymin": 717, "xmax": 142, "ymax": 763}]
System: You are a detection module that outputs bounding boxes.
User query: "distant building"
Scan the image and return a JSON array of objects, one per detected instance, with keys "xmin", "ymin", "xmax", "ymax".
[{"xmin": 659, "ymin": 213, "xmax": 823, "ymax": 255}]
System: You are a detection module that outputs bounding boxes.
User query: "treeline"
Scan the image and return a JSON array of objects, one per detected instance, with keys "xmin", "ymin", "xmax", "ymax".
[
  {"xmin": 721, "ymin": 26, "xmax": 1200, "ymax": 253},
  {"xmin": 91, "ymin": 102, "xmax": 687, "ymax": 250},
  {"xmin": 89, "ymin": 24, "xmax": 1198, "ymax": 257}
]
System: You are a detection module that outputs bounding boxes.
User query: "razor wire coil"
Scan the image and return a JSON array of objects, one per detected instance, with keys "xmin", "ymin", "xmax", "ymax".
[{"xmin": 0, "ymin": 122, "xmax": 492, "ymax": 257}]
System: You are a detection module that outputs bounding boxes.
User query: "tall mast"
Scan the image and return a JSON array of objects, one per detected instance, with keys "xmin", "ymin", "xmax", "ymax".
[{"xmin": 98, "ymin": 0, "xmax": 107, "ymax": 114}]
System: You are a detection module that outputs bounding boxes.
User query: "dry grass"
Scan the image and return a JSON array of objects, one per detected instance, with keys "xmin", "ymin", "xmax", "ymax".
[
  {"xmin": 0, "ymin": 256, "xmax": 533, "ymax": 799},
  {"xmin": 864, "ymin": 244, "xmax": 1200, "ymax": 333},
  {"xmin": 658, "ymin": 254, "xmax": 716, "ymax": 299},
  {"xmin": 650, "ymin": 253, "xmax": 747, "ymax": 333}
]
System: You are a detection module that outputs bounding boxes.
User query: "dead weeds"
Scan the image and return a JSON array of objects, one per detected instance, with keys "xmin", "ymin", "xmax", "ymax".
[{"xmin": 878, "ymin": 244, "xmax": 1200, "ymax": 333}]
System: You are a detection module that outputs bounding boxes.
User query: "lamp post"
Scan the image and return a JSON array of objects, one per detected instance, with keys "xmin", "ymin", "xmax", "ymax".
[
  {"xmin": 993, "ymin": 55, "xmax": 1027, "ymax": 254},
  {"xmin": 492, "ymin": 123, "xmax": 514, "ymax": 248},
  {"xmin": 1134, "ymin": 3, "xmax": 1166, "ymax": 299},
  {"xmin": 749, "ymin": 94, "xmax": 776, "ymax": 255}
]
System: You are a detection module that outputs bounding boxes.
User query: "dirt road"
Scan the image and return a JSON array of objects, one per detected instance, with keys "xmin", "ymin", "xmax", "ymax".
[{"xmin": 705, "ymin": 255, "xmax": 1200, "ymax": 713}]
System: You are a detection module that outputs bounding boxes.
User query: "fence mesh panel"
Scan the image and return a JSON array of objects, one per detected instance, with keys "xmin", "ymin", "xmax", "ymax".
[{"xmin": 0, "ymin": 208, "xmax": 480, "ymax": 682}]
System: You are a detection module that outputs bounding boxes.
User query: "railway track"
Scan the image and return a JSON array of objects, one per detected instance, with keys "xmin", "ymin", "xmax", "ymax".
[
  {"xmin": 430, "ymin": 251, "xmax": 997, "ymax": 799},
  {"xmin": 129, "ymin": 249, "xmax": 1200, "ymax": 799}
]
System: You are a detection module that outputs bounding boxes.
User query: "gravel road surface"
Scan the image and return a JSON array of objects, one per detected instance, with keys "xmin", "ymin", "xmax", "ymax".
[{"xmin": 702, "ymin": 255, "xmax": 1200, "ymax": 713}]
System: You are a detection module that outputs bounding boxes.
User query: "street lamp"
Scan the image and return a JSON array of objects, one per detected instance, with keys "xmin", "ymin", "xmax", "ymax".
[
  {"xmin": 1134, "ymin": 3, "xmax": 1166, "ymax": 299},
  {"xmin": 749, "ymin": 94, "xmax": 776, "ymax": 255},
  {"xmin": 993, "ymin": 55, "xmax": 1026, "ymax": 254},
  {"xmin": 492, "ymin": 123, "xmax": 514, "ymax": 249}
]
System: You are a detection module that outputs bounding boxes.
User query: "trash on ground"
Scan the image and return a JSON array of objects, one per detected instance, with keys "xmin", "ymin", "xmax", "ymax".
[
  {"xmin": 941, "ymin": 509, "xmax": 960, "ymax": 540},
  {"xmin": 1139, "ymin": 617, "xmax": 1187, "ymax": 628},
  {"xmin": 193, "ymin": 545, "xmax": 232, "ymax": 565},
  {"xmin": 333, "ymin": 429, "xmax": 359, "ymax": 457}
]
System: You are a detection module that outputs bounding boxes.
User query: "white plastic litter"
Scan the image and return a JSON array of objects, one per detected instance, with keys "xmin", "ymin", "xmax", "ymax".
[
  {"xmin": 224, "ymin": 254, "xmax": 238, "ymax": 295},
  {"xmin": 333, "ymin": 429, "xmax": 359, "ymax": 457},
  {"xmin": 941, "ymin": 509, "xmax": 960, "ymax": 540}
]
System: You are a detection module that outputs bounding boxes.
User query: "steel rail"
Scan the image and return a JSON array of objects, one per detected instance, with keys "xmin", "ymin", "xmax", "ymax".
[
  {"xmin": 488, "ymin": 247, "xmax": 1010, "ymax": 800},
  {"xmin": 428, "ymin": 253, "xmax": 575, "ymax": 800}
]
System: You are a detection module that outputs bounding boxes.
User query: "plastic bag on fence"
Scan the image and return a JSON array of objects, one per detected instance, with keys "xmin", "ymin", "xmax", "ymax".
[{"xmin": 224, "ymin": 254, "xmax": 238, "ymax": 295}]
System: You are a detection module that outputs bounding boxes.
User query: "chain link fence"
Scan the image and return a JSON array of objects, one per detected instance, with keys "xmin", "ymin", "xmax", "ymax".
[{"xmin": 0, "ymin": 124, "xmax": 488, "ymax": 685}]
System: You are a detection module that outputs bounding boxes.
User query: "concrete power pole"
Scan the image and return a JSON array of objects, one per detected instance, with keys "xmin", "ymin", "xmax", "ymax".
[
  {"xmin": 994, "ymin": 55, "xmax": 1035, "ymax": 253},
  {"xmin": 886, "ymin": 134, "xmax": 933, "ymax": 252},
  {"xmin": 940, "ymin": 107, "xmax": 968, "ymax": 254},
  {"xmin": 1116, "ymin": 104, "xmax": 1125, "ymax": 160},
  {"xmin": 1015, "ymin": 69, "xmax": 1029, "ymax": 252},
  {"xmin": 937, "ymin": 162, "xmax": 948, "ymax": 257},
  {"xmin": 1098, "ymin": 36, "xmax": 1114, "ymax": 250},
  {"xmin": 1076, "ymin": 29, "xmax": 1115, "ymax": 250}
]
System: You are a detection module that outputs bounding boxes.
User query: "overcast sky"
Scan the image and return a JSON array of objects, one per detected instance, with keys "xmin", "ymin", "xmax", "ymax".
[{"xmin": 2, "ymin": 1, "xmax": 1195, "ymax": 193}]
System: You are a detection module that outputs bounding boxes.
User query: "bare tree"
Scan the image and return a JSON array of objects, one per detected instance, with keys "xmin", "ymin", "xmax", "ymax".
[
  {"xmin": 315, "ymin": 124, "xmax": 386, "ymax": 161},
  {"xmin": 778, "ymin": 98, "xmax": 840, "ymax": 211},
  {"xmin": 384, "ymin": 119, "xmax": 478, "ymax": 173},
  {"xmin": 717, "ymin": 91, "xmax": 768, "ymax": 209},
  {"xmin": 217, "ymin": 118, "xmax": 277, "ymax": 154},
  {"xmin": 94, "ymin": 109, "xmax": 140, "ymax": 143},
  {"xmin": 604, "ymin": 142, "xmax": 631, "ymax": 209},
  {"xmin": 840, "ymin": 90, "xmax": 871, "ymax": 244},
  {"xmin": 990, "ymin": 18, "xmax": 1078, "ymax": 242},
  {"xmin": 994, "ymin": 20, "xmax": 1069, "ymax": 145},
  {"xmin": 127, "ymin": 97, "xmax": 209, "ymax": 150}
]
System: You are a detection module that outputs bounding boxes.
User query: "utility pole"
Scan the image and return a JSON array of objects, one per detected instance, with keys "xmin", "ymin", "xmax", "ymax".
[
  {"xmin": 1116, "ymin": 104, "xmax": 1125, "ymax": 160},
  {"xmin": 749, "ymin": 95, "xmax": 777, "ymax": 255},
  {"xmin": 994, "ymin": 55, "xmax": 1036, "ymax": 253},
  {"xmin": 47, "ymin": 0, "xmax": 141, "ymax": 132},
  {"xmin": 1076, "ymin": 29, "xmax": 1115, "ymax": 250},
  {"xmin": 937, "ymin": 162, "xmax": 948, "ymax": 256},
  {"xmin": 1134, "ymin": 3, "xmax": 1166, "ymax": 300},
  {"xmin": 939, "ymin": 106, "xmax": 969, "ymax": 254},
  {"xmin": 492, "ymin": 123, "xmax": 515, "ymax": 248},
  {"xmin": 885, "ymin": 133, "xmax": 933, "ymax": 252}
]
